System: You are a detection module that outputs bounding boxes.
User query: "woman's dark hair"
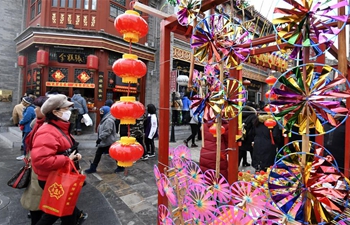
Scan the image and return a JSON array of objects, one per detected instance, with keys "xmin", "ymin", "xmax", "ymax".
[
  {"xmin": 45, "ymin": 111, "xmax": 60, "ymax": 122},
  {"xmin": 147, "ymin": 104, "xmax": 157, "ymax": 114},
  {"xmin": 33, "ymin": 96, "xmax": 49, "ymax": 107}
]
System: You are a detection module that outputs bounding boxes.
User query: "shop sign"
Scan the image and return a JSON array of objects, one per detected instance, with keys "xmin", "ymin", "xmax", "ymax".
[
  {"xmin": 57, "ymin": 52, "xmax": 87, "ymax": 64},
  {"xmin": 113, "ymin": 85, "xmax": 137, "ymax": 93},
  {"xmin": 170, "ymin": 70, "xmax": 177, "ymax": 93},
  {"xmin": 46, "ymin": 82, "xmax": 95, "ymax": 88}
]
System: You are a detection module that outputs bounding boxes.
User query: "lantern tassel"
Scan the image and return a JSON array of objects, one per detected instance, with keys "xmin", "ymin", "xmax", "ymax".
[{"xmin": 269, "ymin": 130, "xmax": 275, "ymax": 145}]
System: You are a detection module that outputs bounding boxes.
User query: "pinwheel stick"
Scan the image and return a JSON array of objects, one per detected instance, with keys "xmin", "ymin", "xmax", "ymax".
[
  {"xmin": 188, "ymin": 19, "xmax": 197, "ymax": 89},
  {"xmin": 173, "ymin": 176, "xmax": 184, "ymax": 224}
]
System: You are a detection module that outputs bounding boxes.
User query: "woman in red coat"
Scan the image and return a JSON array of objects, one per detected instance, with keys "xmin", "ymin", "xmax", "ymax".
[{"xmin": 199, "ymin": 121, "xmax": 229, "ymax": 178}]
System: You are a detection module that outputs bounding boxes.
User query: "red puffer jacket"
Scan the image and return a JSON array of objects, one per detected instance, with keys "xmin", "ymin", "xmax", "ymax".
[
  {"xmin": 199, "ymin": 122, "xmax": 229, "ymax": 179},
  {"xmin": 31, "ymin": 119, "xmax": 72, "ymax": 181}
]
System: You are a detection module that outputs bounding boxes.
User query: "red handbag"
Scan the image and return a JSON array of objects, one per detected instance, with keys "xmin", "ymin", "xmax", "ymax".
[{"xmin": 39, "ymin": 160, "xmax": 86, "ymax": 217}]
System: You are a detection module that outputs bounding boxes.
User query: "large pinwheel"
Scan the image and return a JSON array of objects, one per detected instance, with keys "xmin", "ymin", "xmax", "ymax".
[
  {"xmin": 173, "ymin": 144, "xmax": 191, "ymax": 161},
  {"xmin": 273, "ymin": 0, "xmax": 349, "ymax": 58},
  {"xmin": 158, "ymin": 204, "xmax": 175, "ymax": 225},
  {"xmin": 203, "ymin": 169, "xmax": 231, "ymax": 204},
  {"xmin": 231, "ymin": 181, "xmax": 267, "ymax": 218},
  {"xmin": 163, "ymin": 176, "xmax": 178, "ymax": 206},
  {"xmin": 154, "ymin": 165, "xmax": 165, "ymax": 196},
  {"xmin": 269, "ymin": 63, "xmax": 350, "ymax": 136},
  {"xmin": 169, "ymin": 158, "xmax": 188, "ymax": 188},
  {"xmin": 185, "ymin": 161, "xmax": 204, "ymax": 185},
  {"xmin": 177, "ymin": 0, "xmax": 201, "ymax": 26},
  {"xmin": 221, "ymin": 78, "xmax": 246, "ymax": 120},
  {"xmin": 262, "ymin": 201, "xmax": 301, "ymax": 225},
  {"xmin": 210, "ymin": 205, "xmax": 254, "ymax": 225},
  {"xmin": 183, "ymin": 184, "xmax": 217, "ymax": 222},
  {"xmin": 191, "ymin": 14, "xmax": 234, "ymax": 65},
  {"xmin": 268, "ymin": 152, "xmax": 349, "ymax": 224}
]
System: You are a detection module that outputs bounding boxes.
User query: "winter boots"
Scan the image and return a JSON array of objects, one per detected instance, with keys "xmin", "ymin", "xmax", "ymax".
[{"xmin": 84, "ymin": 163, "xmax": 97, "ymax": 174}]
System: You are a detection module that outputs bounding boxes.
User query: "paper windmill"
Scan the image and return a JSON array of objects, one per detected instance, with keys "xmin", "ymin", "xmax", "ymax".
[
  {"xmin": 210, "ymin": 205, "xmax": 254, "ymax": 225},
  {"xmin": 221, "ymin": 78, "xmax": 246, "ymax": 120},
  {"xmin": 191, "ymin": 14, "xmax": 234, "ymax": 65},
  {"xmin": 183, "ymin": 184, "xmax": 217, "ymax": 222},
  {"xmin": 177, "ymin": 0, "xmax": 201, "ymax": 26},
  {"xmin": 163, "ymin": 175, "xmax": 178, "ymax": 206},
  {"xmin": 273, "ymin": 0, "xmax": 349, "ymax": 52},
  {"xmin": 158, "ymin": 204, "xmax": 175, "ymax": 225},
  {"xmin": 255, "ymin": 219, "xmax": 283, "ymax": 225},
  {"xmin": 268, "ymin": 152, "xmax": 349, "ymax": 224},
  {"xmin": 154, "ymin": 165, "xmax": 165, "ymax": 196},
  {"xmin": 262, "ymin": 201, "xmax": 302, "ymax": 225},
  {"xmin": 185, "ymin": 161, "xmax": 204, "ymax": 185},
  {"xmin": 337, "ymin": 218, "xmax": 350, "ymax": 224},
  {"xmin": 275, "ymin": 140, "xmax": 339, "ymax": 168},
  {"xmin": 169, "ymin": 158, "xmax": 188, "ymax": 187},
  {"xmin": 270, "ymin": 63, "xmax": 350, "ymax": 136},
  {"xmin": 173, "ymin": 144, "xmax": 191, "ymax": 161},
  {"xmin": 203, "ymin": 169, "xmax": 231, "ymax": 204},
  {"xmin": 231, "ymin": 181, "xmax": 267, "ymax": 218}
]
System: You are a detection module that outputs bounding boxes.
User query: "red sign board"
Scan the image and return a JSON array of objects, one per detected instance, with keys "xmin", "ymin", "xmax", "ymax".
[
  {"xmin": 46, "ymin": 82, "xmax": 95, "ymax": 88},
  {"xmin": 170, "ymin": 70, "xmax": 177, "ymax": 93}
]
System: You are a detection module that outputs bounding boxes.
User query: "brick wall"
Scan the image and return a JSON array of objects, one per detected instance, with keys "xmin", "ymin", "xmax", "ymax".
[{"xmin": 0, "ymin": 0, "xmax": 24, "ymax": 127}]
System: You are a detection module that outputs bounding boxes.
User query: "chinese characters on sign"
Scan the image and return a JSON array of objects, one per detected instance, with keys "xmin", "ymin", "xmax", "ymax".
[
  {"xmin": 98, "ymin": 72, "xmax": 104, "ymax": 101},
  {"xmin": 46, "ymin": 82, "xmax": 95, "ymax": 88},
  {"xmin": 170, "ymin": 70, "xmax": 177, "ymax": 93},
  {"xmin": 57, "ymin": 52, "xmax": 87, "ymax": 64}
]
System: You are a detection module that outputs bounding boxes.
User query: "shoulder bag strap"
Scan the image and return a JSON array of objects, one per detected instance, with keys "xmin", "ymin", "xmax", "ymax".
[{"xmin": 48, "ymin": 122, "xmax": 73, "ymax": 147}]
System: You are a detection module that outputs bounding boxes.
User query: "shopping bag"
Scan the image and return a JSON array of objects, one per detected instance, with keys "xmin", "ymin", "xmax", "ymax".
[
  {"xmin": 82, "ymin": 113, "xmax": 93, "ymax": 126},
  {"xmin": 39, "ymin": 160, "xmax": 86, "ymax": 217}
]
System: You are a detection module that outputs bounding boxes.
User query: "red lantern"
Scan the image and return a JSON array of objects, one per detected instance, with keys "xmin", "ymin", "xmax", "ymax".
[
  {"xmin": 110, "ymin": 96, "xmax": 145, "ymax": 124},
  {"xmin": 109, "ymin": 137, "xmax": 144, "ymax": 167},
  {"xmin": 114, "ymin": 10, "xmax": 148, "ymax": 43},
  {"xmin": 36, "ymin": 50, "xmax": 49, "ymax": 67},
  {"xmin": 18, "ymin": 55, "xmax": 26, "ymax": 68},
  {"xmin": 265, "ymin": 90, "xmax": 277, "ymax": 100},
  {"xmin": 87, "ymin": 55, "xmax": 98, "ymax": 71},
  {"xmin": 112, "ymin": 54, "xmax": 147, "ymax": 83},
  {"xmin": 265, "ymin": 75, "xmax": 277, "ymax": 86},
  {"xmin": 209, "ymin": 123, "xmax": 225, "ymax": 137},
  {"xmin": 264, "ymin": 118, "xmax": 277, "ymax": 145},
  {"xmin": 263, "ymin": 105, "xmax": 276, "ymax": 113},
  {"xmin": 243, "ymin": 79, "xmax": 251, "ymax": 86}
]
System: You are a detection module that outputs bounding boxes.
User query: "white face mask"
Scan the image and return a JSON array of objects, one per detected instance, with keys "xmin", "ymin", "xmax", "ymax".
[{"xmin": 60, "ymin": 110, "xmax": 72, "ymax": 121}]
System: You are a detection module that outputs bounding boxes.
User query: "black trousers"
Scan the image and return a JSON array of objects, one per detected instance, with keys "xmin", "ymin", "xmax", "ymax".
[
  {"xmin": 92, "ymin": 145, "xmax": 110, "ymax": 166},
  {"xmin": 185, "ymin": 124, "xmax": 199, "ymax": 144},
  {"xmin": 145, "ymin": 137, "xmax": 155, "ymax": 155},
  {"xmin": 36, "ymin": 180, "xmax": 81, "ymax": 225}
]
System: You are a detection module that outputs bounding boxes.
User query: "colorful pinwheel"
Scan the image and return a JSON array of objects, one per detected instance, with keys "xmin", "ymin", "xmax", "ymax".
[
  {"xmin": 173, "ymin": 144, "xmax": 191, "ymax": 161},
  {"xmin": 210, "ymin": 205, "xmax": 254, "ymax": 225},
  {"xmin": 168, "ymin": 147, "xmax": 175, "ymax": 161},
  {"xmin": 270, "ymin": 63, "xmax": 350, "ymax": 136},
  {"xmin": 183, "ymin": 184, "xmax": 217, "ymax": 222},
  {"xmin": 169, "ymin": 158, "xmax": 188, "ymax": 187},
  {"xmin": 191, "ymin": 14, "xmax": 234, "ymax": 65},
  {"xmin": 177, "ymin": 0, "xmax": 201, "ymax": 26},
  {"xmin": 221, "ymin": 78, "xmax": 246, "ymax": 120},
  {"xmin": 272, "ymin": 0, "xmax": 349, "ymax": 51},
  {"xmin": 185, "ymin": 161, "xmax": 204, "ymax": 185},
  {"xmin": 268, "ymin": 152, "xmax": 349, "ymax": 224},
  {"xmin": 231, "ymin": 181, "xmax": 267, "ymax": 218},
  {"xmin": 203, "ymin": 169, "xmax": 231, "ymax": 204},
  {"xmin": 163, "ymin": 176, "xmax": 178, "ymax": 206},
  {"xmin": 158, "ymin": 204, "xmax": 175, "ymax": 225},
  {"xmin": 262, "ymin": 201, "xmax": 301, "ymax": 225},
  {"xmin": 255, "ymin": 219, "xmax": 283, "ymax": 225},
  {"xmin": 154, "ymin": 165, "xmax": 165, "ymax": 196}
]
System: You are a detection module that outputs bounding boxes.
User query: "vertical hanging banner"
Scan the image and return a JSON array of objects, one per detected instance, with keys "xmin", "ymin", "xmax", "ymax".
[{"xmin": 170, "ymin": 70, "xmax": 177, "ymax": 93}]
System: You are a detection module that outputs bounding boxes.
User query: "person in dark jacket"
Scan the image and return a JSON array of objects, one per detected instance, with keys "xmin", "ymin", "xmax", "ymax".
[
  {"xmin": 181, "ymin": 94, "xmax": 192, "ymax": 124},
  {"xmin": 251, "ymin": 114, "xmax": 282, "ymax": 172},
  {"xmin": 85, "ymin": 106, "xmax": 117, "ymax": 174},
  {"xmin": 199, "ymin": 121, "xmax": 229, "ymax": 178},
  {"xmin": 239, "ymin": 105, "xmax": 257, "ymax": 167},
  {"xmin": 71, "ymin": 89, "xmax": 88, "ymax": 135},
  {"xmin": 144, "ymin": 104, "xmax": 158, "ymax": 158}
]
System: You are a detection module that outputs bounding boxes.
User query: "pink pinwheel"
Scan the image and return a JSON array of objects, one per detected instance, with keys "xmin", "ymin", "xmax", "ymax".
[
  {"xmin": 169, "ymin": 158, "xmax": 188, "ymax": 187},
  {"xmin": 262, "ymin": 201, "xmax": 301, "ymax": 225},
  {"xmin": 203, "ymin": 169, "xmax": 231, "ymax": 204},
  {"xmin": 185, "ymin": 161, "xmax": 204, "ymax": 185},
  {"xmin": 183, "ymin": 184, "xmax": 217, "ymax": 222},
  {"xmin": 338, "ymin": 218, "xmax": 350, "ymax": 225},
  {"xmin": 255, "ymin": 219, "xmax": 283, "ymax": 225},
  {"xmin": 181, "ymin": 200, "xmax": 192, "ymax": 221},
  {"xmin": 191, "ymin": 14, "xmax": 234, "ymax": 64},
  {"xmin": 168, "ymin": 147, "xmax": 175, "ymax": 162},
  {"xmin": 231, "ymin": 181, "xmax": 267, "ymax": 218},
  {"xmin": 154, "ymin": 165, "xmax": 165, "ymax": 196},
  {"xmin": 158, "ymin": 204, "xmax": 174, "ymax": 225},
  {"xmin": 177, "ymin": 0, "xmax": 201, "ymax": 26},
  {"xmin": 210, "ymin": 205, "xmax": 254, "ymax": 225},
  {"xmin": 173, "ymin": 144, "xmax": 191, "ymax": 161},
  {"xmin": 163, "ymin": 176, "xmax": 178, "ymax": 206}
]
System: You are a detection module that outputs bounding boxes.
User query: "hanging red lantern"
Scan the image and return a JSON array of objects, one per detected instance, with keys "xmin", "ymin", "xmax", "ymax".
[
  {"xmin": 36, "ymin": 50, "xmax": 49, "ymax": 67},
  {"xmin": 112, "ymin": 54, "xmax": 147, "ymax": 83},
  {"xmin": 114, "ymin": 10, "xmax": 148, "ymax": 43},
  {"xmin": 243, "ymin": 79, "xmax": 251, "ymax": 86},
  {"xmin": 17, "ymin": 55, "xmax": 26, "ymax": 68},
  {"xmin": 87, "ymin": 54, "xmax": 98, "ymax": 71},
  {"xmin": 264, "ymin": 118, "xmax": 277, "ymax": 145},
  {"xmin": 265, "ymin": 75, "xmax": 277, "ymax": 86},
  {"xmin": 263, "ymin": 105, "xmax": 276, "ymax": 113},
  {"xmin": 109, "ymin": 137, "xmax": 144, "ymax": 167},
  {"xmin": 209, "ymin": 123, "xmax": 225, "ymax": 137},
  {"xmin": 110, "ymin": 96, "xmax": 145, "ymax": 124},
  {"xmin": 265, "ymin": 90, "xmax": 277, "ymax": 100}
]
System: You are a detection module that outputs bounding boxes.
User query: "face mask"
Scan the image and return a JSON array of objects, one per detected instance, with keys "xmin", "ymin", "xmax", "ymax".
[{"xmin": 60, "ymin": 110, "xmax": 72, "ymax": 121}]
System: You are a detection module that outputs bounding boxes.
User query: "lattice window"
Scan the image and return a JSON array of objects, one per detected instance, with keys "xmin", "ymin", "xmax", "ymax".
[
  {"xmin": 108, "ymin": 71, "xmax": 116, "ymax": 88},
  {"xmin": 48, "ymin": 67, "xmax": 69, "ymax": 82},
  {"xmin": 108, "ymin": 51, "xmax": 122, "ymax": 66},
  {"xmin": 27, "ymin": 50, "xmax": 37, "ymax": 65},
  {"xmin": 110, "ymin": 3, "xmax": 125, "ymax": 19},
  {"xmin": 75, "ymin": 69, "xmax": 94, "ymax": 83},
  {"xmin": 49, "ymin": 47, "xmax": 94, "ymax": 61}
]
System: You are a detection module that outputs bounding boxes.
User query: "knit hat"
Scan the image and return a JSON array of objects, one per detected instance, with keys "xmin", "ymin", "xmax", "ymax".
[
  {"xmin": 33, "ymin": 96, "xmax": 49, "ymax": 107},
  {"xmin": 100, "ymin": 106, "xmax": 110, "ymax": 115},
  {"xmin": 23, "ymin": 97, "xmax": 34, "ymax": 105},
  {"xmin": 105, "ymin": 99, "xmax": 114, "ymax": 107},
  {"xmin": 41, "ymin": 94, "xmax": 74, "ymax": 115}
]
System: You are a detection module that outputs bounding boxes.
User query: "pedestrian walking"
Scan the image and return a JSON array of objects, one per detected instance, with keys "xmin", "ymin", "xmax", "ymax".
[
  {"xmin": 183, "ymin": 109, "xmax": 199, "ymax": 148},
  {"xmin": 144, "ymin": 104, "xmax": 158, "ymax": 158},
  {"xmin": 71, "ymin": 89, "xmax": 88, "ymax": 135}
]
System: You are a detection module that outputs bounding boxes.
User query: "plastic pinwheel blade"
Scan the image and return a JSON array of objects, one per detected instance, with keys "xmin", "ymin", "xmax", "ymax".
[
  {"xmin": 176, "ymin": 0, "xmax": 201, "ymax": 26},
  {"xmin": 153, "ymin": 165, "xmax": 165, "ymax": 196},
  {"xmin": 230, "ymin": 181, "xmax": 267, "ymax": 218},
  {"xmin": 269, "ymin": 152, "xmax": 350, "ymax": 224},
  {"xmin": 185, "ymin": 161, "xmax": 204, "ymax": 185},
  {"xmin": 173, "ymin": 144, "xmax": 191, "ymax": 161},
  {"xmin": 210, "ymin": 205, "xmax": 254, "ymax": 225},
  {"xmin": 169, "ymin": 158, "xmax": 189, "ymax": 188},
  {"xmin": 203, "ymin": 169, "xmax": 231, "ymax": 204},
  {"xmin": 221, "ymin": 78, "xmax": 246, "ymax": 121},
  {"xmin": 271, "ymin": 63, "xmax": 350, "ymax": 136},
  {"xmin": 158, "ymin": 204, "xmax": 174, "ymax": 225},
  {"xmin": 168, "ymin": 147, "xmax": 175, "ymax": 162},
  {"xmin": 183, "ymin": 184, "xmax": 217, "ymax": 222},
  {"xmin": 162, "ymin": 175, "xmax": 178, "ymax": 207}
]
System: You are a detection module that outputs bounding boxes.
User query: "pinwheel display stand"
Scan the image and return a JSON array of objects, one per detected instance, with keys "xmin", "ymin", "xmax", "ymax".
[{"xmin": 133, "ymin": 0, "xmax": 350, "ymax": 224}]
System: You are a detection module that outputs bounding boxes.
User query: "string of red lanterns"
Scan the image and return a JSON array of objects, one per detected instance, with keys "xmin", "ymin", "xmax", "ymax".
[
  {"xmin": 109, "ymin": 9, "xmax": 149, "ymax": 167},
  {"xmin": 264, "ymin": 74, "xmax": 277, "ymax": 144}
]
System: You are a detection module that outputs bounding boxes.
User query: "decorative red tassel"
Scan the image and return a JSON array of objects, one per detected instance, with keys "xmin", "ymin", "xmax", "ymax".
[{"xmin": 269, "ymin": 130, "xmax": 275, "ymax": 145}]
